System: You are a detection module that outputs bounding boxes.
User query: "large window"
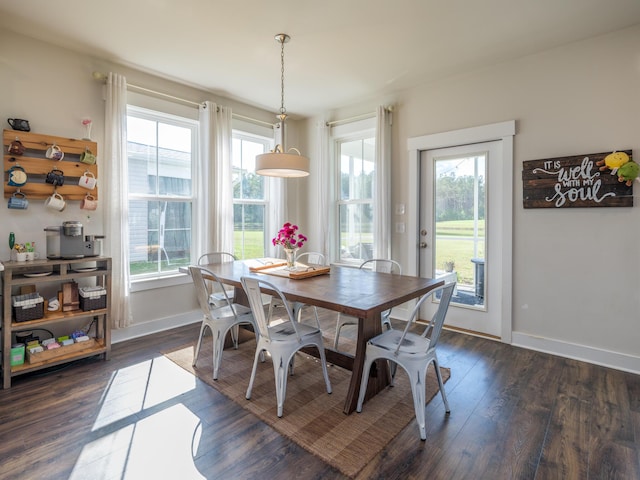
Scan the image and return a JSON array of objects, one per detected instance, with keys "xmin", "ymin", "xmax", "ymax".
[
  {"xmin": 127, "ymin": 107, "xmax": 197, "ymax": 278},
  {"xmin": 336, "ymin": 135, "xmax": 376, "ymax": 265},
  {"xmin": 232, "ymin": 131, "xmax": 271, "ymax": 259}
]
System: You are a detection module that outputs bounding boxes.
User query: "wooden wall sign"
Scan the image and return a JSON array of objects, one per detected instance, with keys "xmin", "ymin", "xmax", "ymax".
[{"xmin": 522, "ymin": 150, "xmax": 633, "ymax": 208}]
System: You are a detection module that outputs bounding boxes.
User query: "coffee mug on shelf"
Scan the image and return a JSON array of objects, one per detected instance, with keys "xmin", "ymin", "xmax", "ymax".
[
  {"xmin": 8, "ymin": 139, "xmax": 25, "ymax": 155},
  {"xmin": 78, "ymin": 171, "xmax": 96, "ymax": 190},
  {"xmin": 80, "ymin": 193, "xmax": 97, "ymax": 211},
  {"xmin": 7, "ymin": 191, "xmax": 28, "ymax": 210},
  {"xmin": 45, "ymin": 168, "xmax": 65, "ymax": 186},
  {"xmin": 25, "ymin": 252, "xmax": 40, "ymax": 261},
  {"xmin": 45, "ymin": 192, "xmax": 66, "ymax": 212},
  {"xmin": 45, "ymin": 144, "xmax": 64, "ymax": 161},
  {"xmin": 8, "ymin": 118, "xmax": 31, "ymax": 132},
  {"xmin": 80, "ymin": 149, "xmax": 96, "ymax": 165},
  {"xmin": 15, "ymin": 252, "xmax": 27, "ymax": 262},
  {"xmin": 7, "ymin": 165, "xmax": 27, "ymax": 187}
]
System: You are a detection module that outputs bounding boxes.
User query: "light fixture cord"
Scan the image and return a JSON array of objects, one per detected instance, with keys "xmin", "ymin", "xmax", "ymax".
[{"xmin": 280, "ymin": 39, "xmax": 286, "ymax": 116}]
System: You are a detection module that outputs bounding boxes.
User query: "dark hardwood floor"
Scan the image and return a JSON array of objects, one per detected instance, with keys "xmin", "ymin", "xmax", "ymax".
[{"xmin": 1, "ymin": 310, "xmax": 639, "ymax": 480}]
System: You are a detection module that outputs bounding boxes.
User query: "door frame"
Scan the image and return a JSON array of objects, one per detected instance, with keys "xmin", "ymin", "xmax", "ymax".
[{"xmin": 406, "ymin": 121, "xmax": 515, "ymax": 343}]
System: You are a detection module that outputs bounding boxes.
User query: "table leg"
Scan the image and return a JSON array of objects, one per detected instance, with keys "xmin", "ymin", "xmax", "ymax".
[{"xmin": 343, "ymin": 312, "xmax": 389, "ymax": 414}]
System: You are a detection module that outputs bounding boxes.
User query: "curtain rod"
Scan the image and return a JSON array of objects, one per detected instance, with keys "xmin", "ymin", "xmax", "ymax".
[
  {"xmin": 326, "ymin": 112, "xmax": 375, "ymax": 127},
  {"xmin": 92, "ymin": 71, "xmax": 276, "ymax": 128},
  {"xmin": 326, "ymin": 105, "xmax": 394, "ymax": 127}
]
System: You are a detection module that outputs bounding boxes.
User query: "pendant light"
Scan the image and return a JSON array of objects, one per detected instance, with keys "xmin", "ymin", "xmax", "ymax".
[{"xmin": 256, "ymin": 33, "xmax": 310, "ymax": 177}]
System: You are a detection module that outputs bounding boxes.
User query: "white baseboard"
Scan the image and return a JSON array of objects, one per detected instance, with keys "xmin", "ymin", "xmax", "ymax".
[
  {"xmin": 111, "ymin": 310, "xmax": 201, "ymax": 344},
  {"xmin": 512, "ymin": 331, "xmax": 640, "ymax": 375}
]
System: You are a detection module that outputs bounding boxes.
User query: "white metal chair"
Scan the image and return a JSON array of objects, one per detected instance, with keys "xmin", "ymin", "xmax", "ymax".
[
  {"xmin": 198, "ymin": 252, "xmax": 237, "ymax": 307},
  {"xmin": 333, "ymin": 259, "xmax": 402, "ymax": 349},
  {"xmin": 190, "ymin": 265, "xmax": 258, "ymax": 380},
  {"xmin": 241, "ymin": 276, "xmax": 332, "ymax": 417},
  {"xmin": 267, "ymin": 252, "xmax": 326, "ymax": 324},
  {"xmin": 356, "ymin": 282, "xmax": 456, "ymax": 440}
]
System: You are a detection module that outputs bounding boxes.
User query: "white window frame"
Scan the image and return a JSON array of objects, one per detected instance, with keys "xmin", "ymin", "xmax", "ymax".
[
  {"xmin": 232, "ymin": 128, "xmax": 273, "ymax": 259},
  {"xmin": 331, "ymin": 117, "xmax": 376, "ymax": 266},
  {"xmin": 126, "ymin": 103, "xmax": 198, "ymax": 290}
]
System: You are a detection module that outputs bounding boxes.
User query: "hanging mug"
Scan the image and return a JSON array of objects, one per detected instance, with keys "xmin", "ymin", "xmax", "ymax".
[
  {"xmin": 80, "ymin": 193, "xmax": 97, "ymax": 211},
  {"xmin": 45, "ymin": 192, "xmax": 66, "ymax": 212},
  {"xmin": 7, "ymin": 191, "xmax": 28, "ymax": 210},
  {"xmin": 80, "ymin": 149, "xmax": 96, "ymax": 165},
  {"xmin": 45, "ymin": 168, "xmax": 65, "ymax": 186},
  {"xmin": 45, "ymin": 144, "xmax": 64, "ymax": 161},
  {"xmin": 7, "ymin": 118, "xmax": 31, "ymax": 132},
  {"xmin": 78, "ymin": 171, "xmax": 96, "ymax": 190},
  {"xmin": 8, "ymin": 139, "xmax": 25, "ymax": 155},
  {"xmin": 8, "ymin": 165, "xmax": 27, "ymax": 187}
]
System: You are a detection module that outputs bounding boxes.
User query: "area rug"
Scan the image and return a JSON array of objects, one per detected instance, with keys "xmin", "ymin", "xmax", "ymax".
[{"xmin": 163, "ymin": 338, "xmax": 449, "ymax": 478}]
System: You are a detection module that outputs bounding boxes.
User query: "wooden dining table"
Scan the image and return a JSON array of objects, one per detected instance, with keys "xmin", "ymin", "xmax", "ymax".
[{"xmin": 189, "ymin": 260, "xmax": 443, "ymax": 414}]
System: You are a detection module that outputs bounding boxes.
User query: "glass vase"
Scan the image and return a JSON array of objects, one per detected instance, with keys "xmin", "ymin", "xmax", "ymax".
[{"xmin": 284, "ymin": 247, "xmax": 298, "ymax": 270}]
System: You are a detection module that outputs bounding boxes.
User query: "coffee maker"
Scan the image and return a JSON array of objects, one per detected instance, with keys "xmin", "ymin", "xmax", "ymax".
[{"xmin": 45, "ymin": 222, "xmax": 104, "ymax": 259}]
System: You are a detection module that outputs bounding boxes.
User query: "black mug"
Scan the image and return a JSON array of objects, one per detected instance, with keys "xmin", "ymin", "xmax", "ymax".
[
  {"xmin": 45, "ymin": 168, "xmax": 65, "ymax": 187},
  {"xmin": 7, "ymin": 118, "xmax": 30, "ymax": 132}
]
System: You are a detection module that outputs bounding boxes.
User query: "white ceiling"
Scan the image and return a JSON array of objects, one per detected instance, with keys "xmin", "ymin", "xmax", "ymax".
[{"xmin": 1, "ymin": 0, "xmax": 640, "ymax": 118}]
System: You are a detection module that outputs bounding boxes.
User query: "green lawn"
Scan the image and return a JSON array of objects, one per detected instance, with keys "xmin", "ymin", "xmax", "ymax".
[{"xmin": 435, "ymin": 219, "xmax": 485, "ymax": 286}]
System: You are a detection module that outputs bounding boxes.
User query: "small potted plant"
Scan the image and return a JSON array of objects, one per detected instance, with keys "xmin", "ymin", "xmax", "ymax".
[{"xmin": 444, "ymin": 260, "xmax": 455, "ymax": 273}]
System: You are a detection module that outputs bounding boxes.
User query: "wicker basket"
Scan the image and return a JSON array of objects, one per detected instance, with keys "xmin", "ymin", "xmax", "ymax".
[
  {"xmin": 79, "ymin": 287, "xmax": 107, "ymax": 311},
  {"xmin": 12, "ymin": 293, "xmax": 44, "ymax": 322}
]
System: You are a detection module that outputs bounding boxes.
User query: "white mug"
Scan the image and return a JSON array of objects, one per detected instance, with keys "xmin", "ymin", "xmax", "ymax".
[
  {"xmin": 80, "ymin": 194, "xmax": 98, "ymax": 211},
  {"xmin": 78, "ymin": 172, "xmax": 96, "ymax": 190},
  {"xmin": 46, "ymin": 144, "xmax": 64, "ymax": 161},
  {"xmin": 45, "ymin": 192, "xmax": 66, "ymax": 212},
  {"xmin": 15, "ymin": 252, "xmax": 27, "ymax": 262},
  {"xmin": 25, "ymin": 252, "xmax": 40, "ymax": 261}
]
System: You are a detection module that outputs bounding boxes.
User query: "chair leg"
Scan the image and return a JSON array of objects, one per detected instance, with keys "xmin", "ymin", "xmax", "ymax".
[
  {"xmin": 408, "ymin": 367, "xmax": 428, "ymax": 440},
  {"xmin": 356, "ymin": 354, "xmax": 376, "ymax": 412},
  {"xmin": 192, "ymin": 321, "xmax": 208, "ymax": 367},
  {"xmin": 246, "ymin": 345, "xmax": 263, "ymax": 400},
  {"xmin": 230, "ymin": 324, "xmax": 239, "ymax": 349},
  {"xmin": 316, "ymin": 342, "xmax": 332, "ymax": 394},
  {"xmin": 389, "ymin": 360, "xmax": 398, "ymax": 386},
  {"xmin": 432, "ymin": 356, "xmax": 450, "ymax": 413},
  {"xmin": 272, "ymin": 351, "xmax": 291, "ymax": 418},
  {"xmin": 333, "ymin": 317, "xmax": 342, "ymax": 350},
  {"xmin": 211, "ymin": 328, "xmax": 227, "ymax": 380}
]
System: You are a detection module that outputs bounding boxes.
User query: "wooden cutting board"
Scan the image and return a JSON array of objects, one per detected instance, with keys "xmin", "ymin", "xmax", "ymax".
[{"xmin": 258, "ymin": 265, "xmax": 331, "ymax": 280}]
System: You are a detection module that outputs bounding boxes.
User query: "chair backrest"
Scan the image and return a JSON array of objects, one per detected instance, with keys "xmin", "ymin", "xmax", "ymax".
[
  {"xmin": 295, "ymin": 251, "xmax": 326, "ymax": 265},
  {"xmin": 198, "ymin": 252, "xmax": 236, "ymax": 265},
  {"xmin": 396, "ymin": 282, "xmax": 456, "ymax": 355},
  {"xmin": 189, "ymin": 265, "xmax": 235, "ymax": 319},
  {"xmin": 359, "ymin": 258, "xmax": 402, "ymax": 275},
  {"xmin": 241, "ymin": 276, "xmax": 301, "ymax": 341}
]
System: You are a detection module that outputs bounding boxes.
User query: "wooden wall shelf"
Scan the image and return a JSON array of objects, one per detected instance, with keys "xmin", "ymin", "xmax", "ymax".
[{"xmin": 3, "ymin": 129, "xmax": 99, "ymax": 201}]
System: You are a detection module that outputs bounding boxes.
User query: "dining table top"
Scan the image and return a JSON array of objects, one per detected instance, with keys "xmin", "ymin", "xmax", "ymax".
[{"xmin": 194, "ymin": 259, "xmax": 444, "ymax": 320}]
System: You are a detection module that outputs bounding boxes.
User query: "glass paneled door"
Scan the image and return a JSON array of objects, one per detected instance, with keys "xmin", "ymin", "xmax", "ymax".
[{"xmin": 420, "ymin": 141, "xmax": 504, "ymax": 338}]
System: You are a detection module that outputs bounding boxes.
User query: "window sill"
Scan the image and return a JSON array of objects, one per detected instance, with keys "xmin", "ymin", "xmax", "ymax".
[{"xmin": 130, "ymin": 272, "xmax": 192, "ymax": 292}]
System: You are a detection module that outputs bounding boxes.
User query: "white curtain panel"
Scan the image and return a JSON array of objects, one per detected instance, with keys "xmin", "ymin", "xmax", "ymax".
[
  {"xmin": 315, "ymin": 120, "xmax": 331, "ymax": 258},
  {"xmin": 103, "ymin": 72, "xmax": 132, "ymax": 329},
  {"xmin": 374, "ymin": 105, "xmax": 392, "ymax": 259},
  {"xmin": 198, "ymin": 101, "xmax": 234, "ymax": 254},
  {"xmin": 266, "ymin": 123, "xmax": 285, "ymax": 258}
]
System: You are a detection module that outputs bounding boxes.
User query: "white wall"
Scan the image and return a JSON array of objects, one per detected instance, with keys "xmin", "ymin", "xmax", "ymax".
[{"xmin": 305, "ymin": 25, "xmax": 640, "ymax": 372}]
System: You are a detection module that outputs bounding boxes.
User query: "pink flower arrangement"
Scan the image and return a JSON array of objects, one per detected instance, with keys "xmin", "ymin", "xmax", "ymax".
[{"xmin": 272, "ymin": 222, "xmax": 307, "ymax": 250}]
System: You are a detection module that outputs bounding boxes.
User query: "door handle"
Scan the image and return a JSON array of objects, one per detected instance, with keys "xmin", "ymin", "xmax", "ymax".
[{"xmin": 419, "ymin": 242, "xmax": 427, "ymax": 248}]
